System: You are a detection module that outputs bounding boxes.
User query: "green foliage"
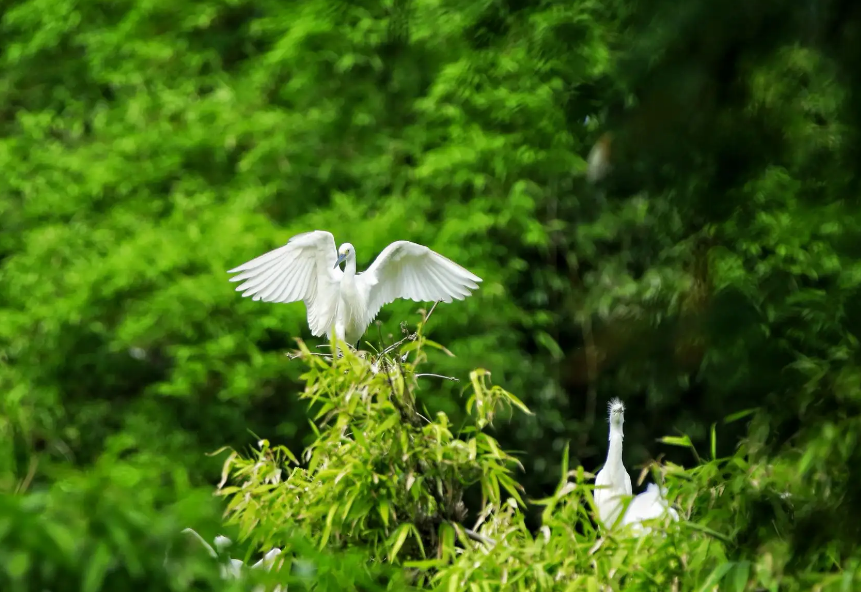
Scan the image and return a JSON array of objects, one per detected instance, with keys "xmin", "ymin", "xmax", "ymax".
[
  {"xmin": 5, "ymin": 0, "xmax": 861, "ymax": 589},
  {"xmin": 0, "ymin": 447, "xmax": 229, "ymax": 592},
  {"xmin": 215, "ymin": 339, "xmax": 861, "ymax": 590},
  {"xmin": 219, "ymin": 320, "xmax": 529, "ymax": 565}
]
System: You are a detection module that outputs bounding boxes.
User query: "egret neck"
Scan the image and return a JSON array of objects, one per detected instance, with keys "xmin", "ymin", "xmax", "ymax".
[
  {"xmin": 607, "ymin": 412, "xmax": 625, "ymax": 470},
  {"xmin": 334, "ymin": 246, "xmax": 365, "ymax": 346}
]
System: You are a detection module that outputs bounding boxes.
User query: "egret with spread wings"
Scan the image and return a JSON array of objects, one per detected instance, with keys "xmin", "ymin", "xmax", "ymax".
[{"xmin": 227, "ymin": 230, "xmax": 482, "ymax": 347}]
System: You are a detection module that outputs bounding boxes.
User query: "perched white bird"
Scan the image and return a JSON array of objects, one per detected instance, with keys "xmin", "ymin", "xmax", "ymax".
[
  {"xmin": 594, "ymin": 398, "xmax": 633, "ymax": 527},
  {"xmin": 592, "ymin": 398, "xmax": 679, "ymax": 534},
  {"xmin": 227, "ymin": 231, "xmax": 482, "ymax": 347}
]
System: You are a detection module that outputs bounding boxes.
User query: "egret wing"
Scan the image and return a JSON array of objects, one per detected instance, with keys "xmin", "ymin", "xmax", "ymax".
[
  {"xmin": 357, "ymin": 241, "xmax": 481, "ymax": 326},
  {"xmin": 621, "ymin": 483, "xmax": 679, "ymax": 529},
  {"xmin": 228, "ymin": 231, "xmax": 340, "ymax": 336}
]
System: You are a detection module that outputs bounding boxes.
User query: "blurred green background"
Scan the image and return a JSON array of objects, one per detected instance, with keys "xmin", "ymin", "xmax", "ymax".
[{"xmin": 3, "ymin": 0, "xmax": 861, "ymax": 587}]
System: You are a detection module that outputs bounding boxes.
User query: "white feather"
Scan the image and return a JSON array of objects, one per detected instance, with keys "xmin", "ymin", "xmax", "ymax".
[
  {"xmin": 227, "ymin": 231, "xmax": 341, "ymax": 338},
  {"xmin": 357, "ymin": 241, "xmax": 481, "ymax": 329}
]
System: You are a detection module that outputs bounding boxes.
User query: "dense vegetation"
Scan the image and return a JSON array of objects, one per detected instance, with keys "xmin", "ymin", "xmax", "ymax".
[{"xmin": 3, "ymin": 0, "xmax": 861, "ymax": 589}]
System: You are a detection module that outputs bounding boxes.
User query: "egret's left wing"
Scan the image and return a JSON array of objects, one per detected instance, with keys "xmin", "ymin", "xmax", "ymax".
[
  {"xmin": 227, "ymin": 230, "xmax": 341, "ymax": 337},
  {"xmin": 356, "ymin": 241, "xmax": 481, "ymax": 326}
]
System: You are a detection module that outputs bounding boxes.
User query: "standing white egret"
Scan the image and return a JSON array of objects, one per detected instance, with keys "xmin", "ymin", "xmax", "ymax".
[
  {"xmin": 227, "ymin": 230, "xmax": 482, "ymax": 347},
  {"xmin": 594, "ymin": 398, "xmax": 633, "ymax": 527},
  {"xmin": 592, "ymin": 398, "xmax": 679, "ymax": 534}
]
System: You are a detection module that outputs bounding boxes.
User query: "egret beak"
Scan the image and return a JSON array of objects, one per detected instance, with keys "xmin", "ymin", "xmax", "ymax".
[{"xmin": 334, "ymin": 253, "xmax": 347, "ymax": 269}]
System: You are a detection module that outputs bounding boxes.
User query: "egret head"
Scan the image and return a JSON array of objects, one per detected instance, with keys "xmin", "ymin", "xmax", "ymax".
[
  {"xmin": 334, "ymin": 243, "xmax": 355, "ymax": 268},
  {"xmin": 608, "ymin": 398, "xmax": 625, "ymax": 428}
]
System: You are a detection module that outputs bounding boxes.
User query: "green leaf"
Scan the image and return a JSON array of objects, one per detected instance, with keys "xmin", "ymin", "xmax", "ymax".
[
  {"xmin": 6, "ymin": 551, "xmax": 30, "ymax": 580},
  {"xmin": 319, "ymin": 504, "xmax": 338, "ymax": 548},
  {"xmin": 352, "ymin": 425, "xmax": 369, "ymax": 450},
  {"xmin": 375, "ymin": 413, "xmax": 400, "ymax": 438},
  {"xmin": 557, "ymin": 442, "xmax": 570, "ymax": 493},
  {"xmin": 724, "ymin": 408, "xmax": 758, "ymax": 424},
  {"xmin": 378, "ymin": 499, "xmax": 390, "ymax": 527},
  {"xmin": 728, "ymin": 560, "xmax": 751, "ymax": 592},
  {"xmin": 387, "ymin": 523, "xmax": 412, "ymax": 562},
  {"xmin": 696, "ymin": 562, "xmax": 734, "ymax": 592},
  {"xmin": 404, "ymin": 559, "xmax": 441, "ymax": 570},
  {"xmin": 439, "ymin": 523, "xmax": 456, "ymax": 562},
  {"xmin": 82, "ymin": 543, "xmax": 112, "ymax": 592},
  {"xmin": 710, "ymin": 423, "xmax": 717, "ymax": 461},
  {"xmin": 502, "ymin": 390, "xmax": 533, "ymax": 415},
  {"xmin": 685, "ymin": 522, "xmax": 733, "ymax": 544},
  {"xmin": 660, "ymin": 435, "xmax": 694, "ymax": 448},
  {"xmin": 422, "ymin": 339, "xmax": 455, "ymax": 357}
]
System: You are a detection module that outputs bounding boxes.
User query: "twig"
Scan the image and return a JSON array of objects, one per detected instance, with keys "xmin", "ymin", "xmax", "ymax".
[
  {"xmin": 380, "ymin": 348, "xmax": 423, "ymax": 429},
  {"xmin": 375, "ymin": 320, "xmax": 389, "ymax": 354},
  {"xmin": 378, "ymin": 300, "xmax": 441, "ymax": 358},
  {"xmin": 415, "ymin": 373, "xmax": 459, "ymax": 382},
  {"xmin": 291, "ymin": 302, "xmax": 443, "ymax": 362},
  {"xmin": 287, "ymin": 351, "xmax": 332, "ymax": 360},
  {"xmin": 380, "ymin": 331, "xmax": 417, "ymax": 357},
  {"xmin": 462, "ymin": 527, "xmax": 496, "ymax": 547},
  {"xmin": 423, "ymin": 301, "xmax": 440, "ymax": 324}
]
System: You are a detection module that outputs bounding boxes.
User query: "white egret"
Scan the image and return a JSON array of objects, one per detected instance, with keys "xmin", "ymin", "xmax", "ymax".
[
  {"xmin": 180, "ymin": 529, "xmax": 285, "ymax": 591},
  {"xmin": 592, "ymin": 398, "xmax": 679, "ymax": 534},
  {"xmin": 227, "ymin": 231, "xmax": 482, "ymax": 347},
  {"xmin": 593, "ymin": 398, "xmax": 633, "ymax": 527}
]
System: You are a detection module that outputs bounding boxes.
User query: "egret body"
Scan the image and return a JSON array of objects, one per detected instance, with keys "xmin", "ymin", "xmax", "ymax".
[
  {"xmin": 227, "ymin": 231, "xmax": 482, "ymax": 347},
  {"xmin": 594, "ymin": 398, "xmax": 633, "ymax": 527}
]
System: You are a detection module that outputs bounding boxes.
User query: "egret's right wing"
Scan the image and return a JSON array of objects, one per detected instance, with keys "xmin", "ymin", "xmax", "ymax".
[
  {"xmin": 356, "ymin": 241, "xmax": 482, "ymax": 327},
  {"xmin": 227, "ymin": 231, "xmax": 340, "ymax": 336}
]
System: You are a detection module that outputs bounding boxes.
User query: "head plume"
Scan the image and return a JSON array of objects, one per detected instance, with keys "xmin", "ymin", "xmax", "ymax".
[{"xmin": 607, "ymin": 398, "xmax": 625, "ymax": 427}]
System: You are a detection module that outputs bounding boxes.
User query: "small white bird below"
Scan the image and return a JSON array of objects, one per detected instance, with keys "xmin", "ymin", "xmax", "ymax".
[
  {"xmin": 227, "ymin": 231, "xmax": 482, "ymax": 347},
  {"xmin": 592, "ymin": 397, "xmax": 679, "ymax": 535},
  {"xmin": 180, "ymin": 529, "xmax": 285, "ymax": 591},
  {"xmin": 594, "ymin": 398, "xmax": 633, "ymax": 527}
]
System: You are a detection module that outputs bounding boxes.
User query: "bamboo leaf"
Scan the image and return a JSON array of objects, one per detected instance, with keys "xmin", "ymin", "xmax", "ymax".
[
  {"xmin": 387, "ymin": 523, "xmax": 412, "ymax": 562},
  {"xmin": 378, "ymin": 499, "xmax": 390, "ymax": 527}
]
